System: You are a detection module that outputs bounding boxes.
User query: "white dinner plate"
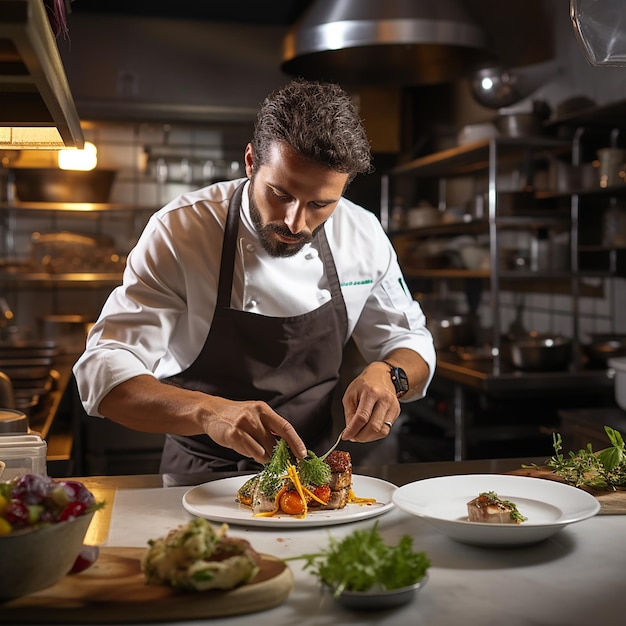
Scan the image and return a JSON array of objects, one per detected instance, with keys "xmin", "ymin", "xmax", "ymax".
[
  {"xmin": 392, "ymin": 474, "xmax": 601, "ymax": 546},
  {"xmin": 182, "ymin": 474, "xmax": 396, "ymax": 528}
]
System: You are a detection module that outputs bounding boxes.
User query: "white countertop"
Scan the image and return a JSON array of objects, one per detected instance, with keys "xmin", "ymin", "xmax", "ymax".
[{"xmin": 98, "ymin": 483, "xmax": 625, "ymax": 626}]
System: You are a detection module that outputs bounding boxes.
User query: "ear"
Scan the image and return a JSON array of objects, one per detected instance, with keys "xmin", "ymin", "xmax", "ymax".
[{"xmin": 244, "ymin": 144, "xmax": 254, "ymax": 179}]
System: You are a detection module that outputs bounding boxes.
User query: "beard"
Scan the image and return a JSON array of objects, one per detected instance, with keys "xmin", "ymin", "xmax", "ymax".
[{"xmin": 248, "ymin": 180, "xmax": 316, "ymax": 258}]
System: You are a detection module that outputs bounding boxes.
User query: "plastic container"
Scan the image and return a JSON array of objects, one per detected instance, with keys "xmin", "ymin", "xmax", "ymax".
[{"xmin": 0, "ymin": 433, "xmax": 47, "ymax": 480}]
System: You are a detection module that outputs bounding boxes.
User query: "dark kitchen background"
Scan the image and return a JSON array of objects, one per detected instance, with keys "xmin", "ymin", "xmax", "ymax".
[{"xmin": 1, "ymin": 0, "xmax": 625, "ymax": 476}]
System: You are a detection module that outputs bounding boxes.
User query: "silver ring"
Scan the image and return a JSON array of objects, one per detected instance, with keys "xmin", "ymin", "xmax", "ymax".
[{"xmin": 384, "ymin": 421, "xmax": 393, "ymax": 429}]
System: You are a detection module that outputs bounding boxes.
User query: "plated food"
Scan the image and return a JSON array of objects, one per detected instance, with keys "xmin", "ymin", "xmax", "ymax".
[
  {"xmin": 467, "ymin": 491, "xmax": 527, "ymax": 524},
  {"xmin": 392, "ymin": 474, "xmax": 600, "ymax": 546},
  {"xmin": 236, "ymin": 438, "xmax": 374, "ymax": 519},
  {"xmin": 141, "ymin": 518, "xmax": 261, "ymax": 591},
  {"xmin": 183, "ymin": 474, "xmax": 396, "ymax": 528}
]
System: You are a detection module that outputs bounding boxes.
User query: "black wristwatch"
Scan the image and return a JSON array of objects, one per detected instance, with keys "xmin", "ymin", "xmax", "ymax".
[{"xmin": 382, "ymin": 360, "xmax": 409, "ymax": 398}]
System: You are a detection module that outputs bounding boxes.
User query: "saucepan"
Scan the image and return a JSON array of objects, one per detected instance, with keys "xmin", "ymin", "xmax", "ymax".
[{"xmin": 510, "ymin": 333, "xmax": 572, "ymax": 371}]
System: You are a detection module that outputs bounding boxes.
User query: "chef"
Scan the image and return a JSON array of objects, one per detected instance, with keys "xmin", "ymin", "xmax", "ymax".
[{"xmin": 73, "ymin": 79, "xmax": 436, "ymax": 474}]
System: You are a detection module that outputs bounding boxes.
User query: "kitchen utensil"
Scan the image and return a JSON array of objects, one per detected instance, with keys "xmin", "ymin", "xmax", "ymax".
[
  {"xmin": 0, "ymin": 408, "xmax": 27, "ymax": 433},
  {"xmin": 2, "ymin": 547, "xmax": 293, "ymax": 621},
  {"xmin": 602, "ymin": 198, "xmax": 626, "ymax": 246},
  {"xmin": 328, "ymin": 575, "xmax": 428, "ymax": 610},
  {"xmin": 427, "ymin": 314, "xmax": 475, "ymax": 349},
  {"xmin": 494, "ymin": 101, "xmax": 550, "ymax": 138},
  {"xmin": 597, "ymin": 148, "xmax": 625, "ymax": 188},
  {"xmin": 457, "ymin": 123, "xmax": 499, "ymax": 146},
  {"xmin": 0, "ymin": 511, "xmax": 95, "ymax": 601},
  {"xmin": 608, "ymin": 357, "xmax": 626, "ymax": 411},
  {"xmin": 506, "ymin": 293, "xmax": 527, "ymax": 341},
  {"xmin": 458, "ymin": 244, "xmax": 489, "ymax": 270},
  {"xmin": 0, "ymin": 371, "xmax": 14, "ymax": 408},
  {"xmin": 11, "ymin": 168, "xmax": 117, "ymax": 203},
  {"xmin": 510, "ymin": 333, "xmax": 572, "ymax": 371},
  {"xmin": 494, "ymin": 112, "xmax": 543, "ymax": 138},
  {"xmin": 583, "ymin": 334, "xmax": 626, "ymax": 368},
  {"xmin": 406, "ymin": 204, "xmax": 439, "ymax": 228}
]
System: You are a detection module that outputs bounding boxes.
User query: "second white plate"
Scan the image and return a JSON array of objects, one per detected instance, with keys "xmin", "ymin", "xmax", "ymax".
[
  {"xmin": 183, "ymin": 474, "xmax": 396, "ymax": 528},
  {"xmin": 392, "ymin": 474, "xmax": 600, "ymax": 546}
]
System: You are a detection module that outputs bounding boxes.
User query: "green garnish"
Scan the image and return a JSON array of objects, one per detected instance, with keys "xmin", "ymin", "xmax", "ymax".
[
  {"xmin": 298, "ymin": 451, "xmax": 331, "ymax": 487},
  {"xmin": 258, "ymin": 439, "xmax": 295, "ymax": 498},
  {"xmin": 523, "ymin": 426, "xmax": 626, "ymax": 490},
  {"xmin": 266, "ymin": 438, "xmax": 294, "ymax": 474},
  {"xmin": 297, "ymin": 431, "xmax": 344, "ymax": 487},
  {"xmin": 286, "ymin": 522, "xmax": 430, "ymax": 597}
]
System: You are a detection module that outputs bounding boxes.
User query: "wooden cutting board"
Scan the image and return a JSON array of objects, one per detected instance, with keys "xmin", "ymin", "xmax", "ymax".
[
  {"xmin": 2, "ymin": 548, "xmax": 293, "ymax": 623},
  {"xmin": 508, "ymin": 466, "xmax": 626, "ymax": 515}
]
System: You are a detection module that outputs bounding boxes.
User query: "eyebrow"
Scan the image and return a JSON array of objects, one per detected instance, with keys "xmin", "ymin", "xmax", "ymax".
[{"xmin": 268, "ymin": 181, "xmax": 340, "ymax": 205}]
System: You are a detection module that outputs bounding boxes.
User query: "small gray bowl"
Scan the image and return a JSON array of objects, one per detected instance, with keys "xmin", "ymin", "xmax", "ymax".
[{"xmin": 327, "ymin": 575, "xmax": 428, "ymax": 610}]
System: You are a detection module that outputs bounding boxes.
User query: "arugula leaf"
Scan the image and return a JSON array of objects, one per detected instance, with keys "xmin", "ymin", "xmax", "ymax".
[{"xmin": 286, "ymin": 522, "xmax": 430, "ymax": 596}]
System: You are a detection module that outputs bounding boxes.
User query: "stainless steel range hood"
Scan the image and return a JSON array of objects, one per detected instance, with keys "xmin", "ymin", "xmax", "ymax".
[
  {"xmin": 0, "ymin": 0, "xmax": 84, "ymax": 149},
  {"xmin": 282, "ymin": 0, "xmax": 495, "ymax": 86}
]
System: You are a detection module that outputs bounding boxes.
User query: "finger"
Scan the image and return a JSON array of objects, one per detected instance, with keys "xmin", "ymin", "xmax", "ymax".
[{"xmin": 266, "ymin": 415, "xmax": 307, "ymax": 459}]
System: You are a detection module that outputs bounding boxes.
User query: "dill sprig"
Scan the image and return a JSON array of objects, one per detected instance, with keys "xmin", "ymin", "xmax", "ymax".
[
  {"xmin": 259, "ymin": 439, "xmax": 294, "ymax": 498},
  {"xmin": 298, "ymin": 451, "xmax": 331, "ymax": 487}
]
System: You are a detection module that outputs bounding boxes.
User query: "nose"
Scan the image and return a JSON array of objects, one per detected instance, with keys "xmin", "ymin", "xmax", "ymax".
[{"xmin": 283, "ymin": 202, "xmax": 307, "ymax": 233}]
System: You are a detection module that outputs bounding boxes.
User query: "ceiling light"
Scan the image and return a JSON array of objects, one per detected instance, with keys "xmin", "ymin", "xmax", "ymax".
[{"xmin": 58, "ymin": 141, "xmax": 98, "ymax": 171}]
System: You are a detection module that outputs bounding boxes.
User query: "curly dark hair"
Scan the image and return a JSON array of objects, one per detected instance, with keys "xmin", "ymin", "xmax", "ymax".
[{"xmin": 251, "ymin": 79, "xmax": 372, "ymax": 183}]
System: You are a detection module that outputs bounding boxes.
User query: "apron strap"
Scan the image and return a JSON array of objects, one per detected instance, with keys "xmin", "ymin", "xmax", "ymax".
[{"xmin": 217, "ymin": 181, "xmax": 246, "ymax": 308}]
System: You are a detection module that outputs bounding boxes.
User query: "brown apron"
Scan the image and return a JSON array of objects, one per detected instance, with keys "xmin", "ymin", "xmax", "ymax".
[{"xmin": 160, "ymin": 182, "xmax": 349, "ymax": 473}]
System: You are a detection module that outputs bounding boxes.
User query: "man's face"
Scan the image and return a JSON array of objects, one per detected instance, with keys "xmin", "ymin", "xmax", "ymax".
[{"xmin": 245, "ymin": 141, "xmax": 349, "ymax": 258}]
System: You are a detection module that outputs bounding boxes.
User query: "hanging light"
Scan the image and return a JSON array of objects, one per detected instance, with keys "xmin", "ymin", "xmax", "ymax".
[{"xmin": 58, "ymin": 141, "xmax": 98, "ymax": 171}]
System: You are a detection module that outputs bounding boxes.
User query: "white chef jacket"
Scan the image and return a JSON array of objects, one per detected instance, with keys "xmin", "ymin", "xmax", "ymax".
[{"xmin": 73, "ymin": 178, "xmax": 436, "ymax": 416}]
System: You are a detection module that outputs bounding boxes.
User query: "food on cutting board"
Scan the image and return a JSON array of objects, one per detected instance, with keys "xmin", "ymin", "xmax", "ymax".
[
  {"xmin": 467, "ymin": 491, "xmax": 527, "ymax": 524},
  {"xmin": 236, "ymin": 437, "xmax": 375, "ymax": 519},
  {"xmin": 523, "ymin": 426, "xmax": 626, "ymax": 490},
  {"xmin": 288, "ymin": 522, "xmax": 430, "ymax": 597},
  {"xmin": 141, "ymin": 518, "xmax": 261, "ymax": 591},
  {"xmin": 0, "ymin": 473, "xmax": 104, "ymax": 535}
]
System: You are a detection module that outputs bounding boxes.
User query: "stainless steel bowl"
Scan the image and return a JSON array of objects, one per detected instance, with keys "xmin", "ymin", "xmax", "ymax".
[
  {"xmin": 494, "ymin": 113, "xmax": 543, "ymax": 138},
  {"xmin": 327, "ymin": 575, "xmax": 428, "ymax": 610}
]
